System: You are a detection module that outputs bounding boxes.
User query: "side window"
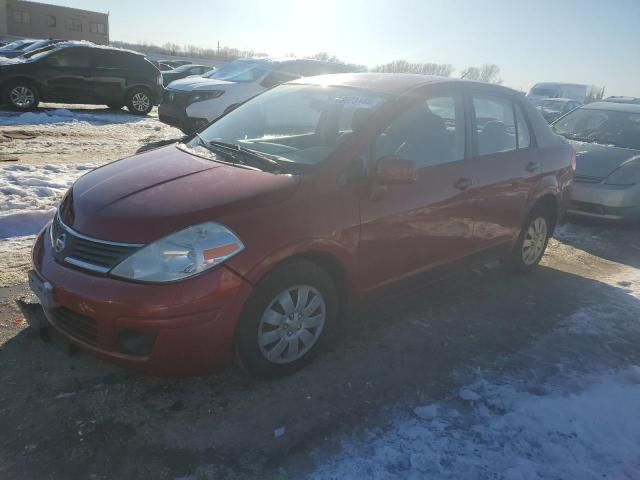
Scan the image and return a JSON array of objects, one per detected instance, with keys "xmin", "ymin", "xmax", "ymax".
[
  {"xmin": 375, "ymin": 93, "xmax": 465, "ymax": 168},
  {"xmin": 473, "ymin": 95, "xmax": 517, "ymax": 155},
  {"xmin": 46, "ymin": 48, "xmax": 89, "ymax": 68},
  {"xmin": 91, "ymin": 51, "xmax": 124, "ymax": 69},
  {"xmin": 260, "ymin": 70, "xmax": 298, "ymax": 89},
  {"xmin": 515, "ymin": 103, "xmax": 531, "ymax": 149}
]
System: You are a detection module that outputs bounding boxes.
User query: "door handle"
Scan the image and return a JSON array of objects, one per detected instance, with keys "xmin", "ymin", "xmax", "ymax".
[
  {"xmin": 454, "ymin": 177, "xmax": 473, "ymax": 191},
  {"xmin": 525, "ymin": 161, "xmax": 539, "ymax": 173}
]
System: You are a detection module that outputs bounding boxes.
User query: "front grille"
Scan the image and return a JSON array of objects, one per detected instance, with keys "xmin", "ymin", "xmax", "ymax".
[
  {"xmin": 51, "ymin": 214, "xmax": 142, "ymax": 274},
  {"xmin": 574, "ymin": 175, "xmax": 604, "ymax": 184},
  {"xmin": 51, "ymin": 307, "xmax": 98, "ymax": 345},
  {"xmin": 162, "ymin": 90, "xmax": 190, "ymax": 106}
]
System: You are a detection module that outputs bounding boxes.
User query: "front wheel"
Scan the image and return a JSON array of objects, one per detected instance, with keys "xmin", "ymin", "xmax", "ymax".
[
  {"xmin": 4, "ymin": 82, "xmax": 40, "ymax": 111},
  {"xmin": 126, "ymin": 88, "xmax": 153, "ymax": 115},
  {"xmin": 235, "ymin": 260, "xmax": 338, "ymax": 378},
  {"xmin": 503, "ymin": 207, "xmax": 551, "ymax": 273}
]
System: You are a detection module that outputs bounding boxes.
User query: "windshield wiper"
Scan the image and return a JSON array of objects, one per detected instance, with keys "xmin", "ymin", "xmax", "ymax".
[{"xmin": 205, "ymin": 140, "xmax": 282, "ymax": 172}]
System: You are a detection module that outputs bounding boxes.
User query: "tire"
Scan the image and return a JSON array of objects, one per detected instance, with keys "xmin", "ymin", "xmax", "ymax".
[
  {"xmin": 235, "ymin": 260, "xmax": 338, "ymax": 378},
  {"xmin": 3, "ymin": 81, "xmax": 39, "ymax": 111},
  {"xmin": 106, "ymin": 103, "xmax": 124, "ymax": 110},
  {"xmin": 503, "ymin": 206, "xmax": 552, "ymax": 273},
  {"xmin": 126, "ymin": 87, "xmax": 153, "ymax": 115}
]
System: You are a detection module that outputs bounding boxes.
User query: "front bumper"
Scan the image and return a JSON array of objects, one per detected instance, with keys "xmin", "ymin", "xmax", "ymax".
[
  {"xmin": 158, "ymin": 90, "xmax": 209, "ymax": 133},
  {"xmin": 31, "ymin": 228, "xmax": 253, "ymax": 376},
  {"xmin": 568, "ymin": 182, "xmax": 640, "ymax": 221}
]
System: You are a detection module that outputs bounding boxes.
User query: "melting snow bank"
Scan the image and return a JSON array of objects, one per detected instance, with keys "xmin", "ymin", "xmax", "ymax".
[
  {"xmin": 313, "ymin": 270, "xmax": 640, "ymax": 479},
  {"xmin": 0, "ymin": 163, "xmax": 99, "ymax": 238},
  {"xmin": 0, "ymin": 108, "xmax": 154, "ymax": 126}
]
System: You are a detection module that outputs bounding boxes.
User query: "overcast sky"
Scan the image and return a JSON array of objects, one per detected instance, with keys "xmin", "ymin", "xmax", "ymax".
[{"xmin": 49, "ymin": 0, "xmax": 640, "ymax": 96}]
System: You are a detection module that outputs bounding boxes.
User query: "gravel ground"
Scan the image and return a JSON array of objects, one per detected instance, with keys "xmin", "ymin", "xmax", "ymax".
[{"xmin": 0, "ymin": 106, "xmax": 639, "ymax": 479}]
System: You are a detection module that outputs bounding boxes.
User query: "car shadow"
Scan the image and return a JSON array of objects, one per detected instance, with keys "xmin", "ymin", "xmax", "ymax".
[
  {"xmin": 555, "ymin": 218, "xmax": 640, "ymax": 269},
  {"xmin": 0, "ymin": 262, "xmax": 638, "ymax": 479}
]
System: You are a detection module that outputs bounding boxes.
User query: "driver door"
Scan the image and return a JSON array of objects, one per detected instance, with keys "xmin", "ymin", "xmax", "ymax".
[{"xmin": 357, "ymin": 89, "xmax": 480, "ymax": 294}]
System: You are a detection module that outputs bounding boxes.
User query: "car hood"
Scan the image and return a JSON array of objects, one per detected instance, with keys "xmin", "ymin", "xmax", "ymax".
[
  {"xmin": 567, "ymin": 140, "xmax": 640, "ymax": 179},
  {"xmin": 61, "ymin": 145, "xmax": 300, "ymax": 243},
  {"xmin": 166, "ymin": 77, "xmax": 236, "ymax": 91}
]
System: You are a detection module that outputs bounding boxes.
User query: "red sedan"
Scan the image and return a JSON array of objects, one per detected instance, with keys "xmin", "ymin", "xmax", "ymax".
[{"xmin": 30, "ymin": 73, "xmax": 575, "ymax": 377}]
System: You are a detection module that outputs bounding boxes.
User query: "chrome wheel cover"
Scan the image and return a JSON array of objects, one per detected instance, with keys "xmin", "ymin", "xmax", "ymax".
[
  {"xmin": 131, "ymin": 92, "xmax": 150, "ymax": 111},
  {"xmin": 10, "ymin": 86, "xmax": 35, "ymax": 108},
  {"xmin": 522, "ymin": 217, "xmax": 548, "ymax": 265},
  {"xmin": 258, "ymin": 285, "xmax": 326, "ymax": 364}
]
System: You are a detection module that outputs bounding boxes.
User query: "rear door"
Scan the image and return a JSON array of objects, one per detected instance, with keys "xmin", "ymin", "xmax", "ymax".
[
  {"xmin": 467, "ymin": 92, "xmax": 538, "ymax": 249},
  {"xmin": 40, "ymin": 47, "xmax": 93, "ymax": 103},
  {"xmin": 357, "ymin": 87, "xmax": 481, "ymax": 294},
  {"xmin": 89, "ymin": 50, "xmax": 128, "ymax": 103}
]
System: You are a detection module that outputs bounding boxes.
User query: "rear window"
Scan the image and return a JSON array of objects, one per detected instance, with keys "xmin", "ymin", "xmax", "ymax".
[
  {"xmin": 473, "ymin": 95, "xmax": 517, "ymax": 155},
  {"xmin": 91, "ymin": 50, "xmax": 127, "ymax": 68}
]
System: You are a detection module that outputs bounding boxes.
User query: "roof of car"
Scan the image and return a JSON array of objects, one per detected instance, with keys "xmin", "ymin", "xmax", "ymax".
[
  {"xmin": 582, "ymin": 101, "xmax": 640, "ymax": 113},
  {"xmin": 49, "ymin": 40, "xmax": 143, "ymax": 56},
  {"xmin": 290, "ymin": 73, "xmax": 516, "ymax": 96}
]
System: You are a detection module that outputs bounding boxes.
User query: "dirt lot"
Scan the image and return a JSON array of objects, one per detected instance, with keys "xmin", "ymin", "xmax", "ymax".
[{"xmin": 1, "ymin": 106, "xmax": 639, "ymax": 479}]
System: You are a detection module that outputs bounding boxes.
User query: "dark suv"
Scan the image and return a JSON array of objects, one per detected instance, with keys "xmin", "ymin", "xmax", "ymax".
[{"xmin": 0, "ymin": 42, "xmax": 163, "ymax": 114}]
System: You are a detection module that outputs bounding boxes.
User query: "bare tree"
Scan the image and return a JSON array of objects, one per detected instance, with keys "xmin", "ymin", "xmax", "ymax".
[
  {"xmin": 310, "ymin": 52, "xmax": 344, "ymax": 64},
  {"xmin": 372, "ymin": 60, "xmax": 454, "ymax": 77},
  {"xmin": 460, "ymin": 64, "xmax": 502, "ymax": 84}
]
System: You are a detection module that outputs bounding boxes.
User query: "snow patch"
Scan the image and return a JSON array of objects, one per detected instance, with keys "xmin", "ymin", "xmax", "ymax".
[
  {"xmin": 0, "ymin": 108, "xmax": 152, "ymax": 126},
  {"xmin": 312, "ymin": 266, "xmax": 640, "ymax": 479},
  {"xmin": 0, "ymin": 163, "xmax": 99, "ymax": 238}
]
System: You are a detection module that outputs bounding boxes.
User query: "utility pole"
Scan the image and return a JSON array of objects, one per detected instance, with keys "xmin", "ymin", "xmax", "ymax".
[{"xmin": 217, "ymin": 41, "xmax": 220, "ymax": 57}]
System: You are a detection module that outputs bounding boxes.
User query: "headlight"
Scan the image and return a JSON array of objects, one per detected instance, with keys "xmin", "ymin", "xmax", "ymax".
[
  {"xmin": 189, "ymin": 90, "xmax": 224, "ymax": 105},
  {"xmin": 111, "ymin": 222, "xmax": 244, "ymax": 282},
  {"xmin": 604, "ymin": 157, "xmax": 640, "ymax": 186}
]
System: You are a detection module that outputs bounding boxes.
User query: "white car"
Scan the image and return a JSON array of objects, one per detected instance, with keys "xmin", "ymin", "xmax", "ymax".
[{"xmin": 158, "ymin": 58, "xmax": 352, "ymax": 133}]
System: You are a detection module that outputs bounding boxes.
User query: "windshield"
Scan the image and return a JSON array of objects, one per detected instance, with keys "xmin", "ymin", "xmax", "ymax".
[
  {"xmin": 553, "ymin": 108, "xmax": 640, "ymax": 150},
  {"xmin": 541, "ymin": 100, "xmax": 568, "ymax": 110},
  {"xmin": 0, "ymin": 40, "xmax": 31, "ymax": 51},
  {"xmin": 209, "ymin": 60, "xmax": 269, "ymax": 83},
  {"xmin": 171, "ymin": 64, "xmax": 198, "ymax": 73},
  {"xmin": 191, "ymin": 84, "xmax": 388, "ymax": 168},
  {"xmin": 22, "ymin": 44, "xmax": 58, "ymax": 60},
  {"xmin": 22, "ymin": 40, "xmax": 51, "ymax": 53}
]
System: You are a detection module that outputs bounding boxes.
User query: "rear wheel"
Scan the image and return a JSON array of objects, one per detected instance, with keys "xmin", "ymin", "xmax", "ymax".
[
  {"xmin": 503, "ymin": 206, "xmax": 551, "ymax": 273},
  {"xmin": 235, "ymin": 260, "xmax": 338, "ymax": 378},
  {"xmin": 3, "ymin": 81, "xmax": 39, "ymax": 111},
  {"xmin": 126, "ymin": 88, "xmax": 153, "ymax": 115}
]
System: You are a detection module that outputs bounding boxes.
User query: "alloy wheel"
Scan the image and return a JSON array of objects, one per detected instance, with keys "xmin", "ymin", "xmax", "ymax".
[
  {"xmin": 131, "ymin": 92, "xmax": 150, "ymax": 112},
  {"xmin": 9, "ymin": 86, "xmax": 35, "ymax": 108},
  {"xmin": 522, "ymin": 217, "xmax": 548, "ymax": 265},
  {"xmin": 257, "ymin": 285, "xmax": 326, "ymax": 364}
]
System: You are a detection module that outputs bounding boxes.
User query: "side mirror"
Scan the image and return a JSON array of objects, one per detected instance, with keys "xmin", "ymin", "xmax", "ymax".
[{"xmin": 375, "ymin": 155, "xmax": 417, "ymax": 185}]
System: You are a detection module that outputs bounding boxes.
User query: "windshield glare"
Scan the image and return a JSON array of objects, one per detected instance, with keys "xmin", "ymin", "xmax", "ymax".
[
  {"xmin": 172, "ymin": 64, "xmax": 197, "ymax": 73},
  {"xmin": 554, "ymin": 108, "xmax": 640, "ymax": 150},
  {"xmin": 542, "ymin": 100, "xmax": 568, "ymax": 110},
  {"xmin": 209, "ymin": 61, "xmax": 268, "ymax": 83},
  {"xmin": 0, "ymin": 40, "xmax": 30, "ymax": 51},
  {"xmin": 193, "ymin": 84, "xmax": 388, "ymax": 168}
]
